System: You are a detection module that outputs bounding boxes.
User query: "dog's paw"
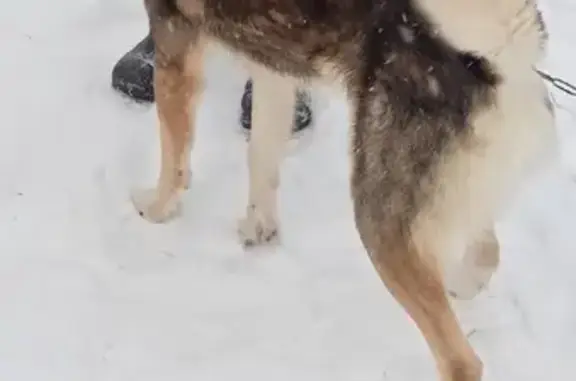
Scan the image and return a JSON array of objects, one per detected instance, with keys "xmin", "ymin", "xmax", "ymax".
[
  {"xmin": 447, "ymin": 265, "xmax": 494, "ymax": 300},
  {"xmin": 237, "ymin": 208, "xmax": 279, "ymax": 248},
  {"xmin": 131, "ymin": 188, "xmax": 182, "ymax": 224}
]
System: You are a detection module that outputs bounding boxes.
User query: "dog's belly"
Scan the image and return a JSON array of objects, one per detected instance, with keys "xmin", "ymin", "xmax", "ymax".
[
  {"xmin": 185, "ymin": 0, "xmax": 370, "ymax": 78},
  {"xmin": 204, "ymin": 24, "xmax": 357, "ymax": 78}
]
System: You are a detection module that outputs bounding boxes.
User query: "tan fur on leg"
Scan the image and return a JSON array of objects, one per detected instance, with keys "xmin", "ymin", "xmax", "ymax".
[
  {"xmin": 368, "ymin": 239, "xmax": 482, "ymax": 381},
  {"xmin": 132, "ymin": 33, "xmax": 205, "ymax": 223},
  {"xmin": 238, "ymin": 67, "xmax": 297, "ymax": 246}
]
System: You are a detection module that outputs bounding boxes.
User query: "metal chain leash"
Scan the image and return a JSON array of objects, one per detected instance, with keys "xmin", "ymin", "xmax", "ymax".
[{"xmin": 536, "ymin": 68, "xmax": 576, "ymax": 96}]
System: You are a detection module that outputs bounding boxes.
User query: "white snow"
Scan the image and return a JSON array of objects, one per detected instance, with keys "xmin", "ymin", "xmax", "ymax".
[{"xmin": 1, "ymin": 0, "xmax": 576, "ymax": 380}]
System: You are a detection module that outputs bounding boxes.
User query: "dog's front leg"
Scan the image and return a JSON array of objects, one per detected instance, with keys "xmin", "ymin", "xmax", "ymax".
[
  {"xmin": 132, "ymin": 20, "xmax": 204, "ymax": 223},
  {"xmin": 238, "ymin": 68, "xmax": 297, "ymax": 246}
]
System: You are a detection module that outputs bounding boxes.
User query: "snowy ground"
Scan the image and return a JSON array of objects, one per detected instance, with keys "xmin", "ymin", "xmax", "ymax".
[{"xmin": 1, "ymin": 0, "xmax": 576, "ymax": 380}]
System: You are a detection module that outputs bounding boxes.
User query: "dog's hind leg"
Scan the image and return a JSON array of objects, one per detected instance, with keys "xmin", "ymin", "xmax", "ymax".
[
  {"xmin": 238, "ymin": 68, "xmax": 297, "ymax": 246},
  {"xmin": 351, "ymin": 119, "xmax": 482, "ymax": 380},
  {"xmin": 447, "ymin": 227, "xmax": 500, "ymax": 300},
  {"xmin": 132, "ymin": 7, "xmax": 205, "ymax": 223},
  {"xmin": 356, "ymin": 226, "xmax": 482, "ymax": 381}
]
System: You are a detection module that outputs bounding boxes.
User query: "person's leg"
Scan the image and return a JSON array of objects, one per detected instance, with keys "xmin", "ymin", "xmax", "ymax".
[{"xmin": 112, "ymin": 34, "xmax": 313, "ymax": 132}]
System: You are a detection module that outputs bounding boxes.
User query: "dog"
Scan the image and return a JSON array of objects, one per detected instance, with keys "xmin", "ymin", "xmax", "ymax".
[{"xmin": 130, "ymin": 0, "xmax": 556, "ymax": 380}]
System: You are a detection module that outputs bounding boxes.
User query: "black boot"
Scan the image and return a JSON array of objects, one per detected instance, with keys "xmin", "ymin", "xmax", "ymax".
[
  {"xmin": 111, "ymin": 34, "xmax": 155, "ymax": 103},
  {"xmin": 240, "ymin": 80, "xmax": 313, "ymax": 133}
]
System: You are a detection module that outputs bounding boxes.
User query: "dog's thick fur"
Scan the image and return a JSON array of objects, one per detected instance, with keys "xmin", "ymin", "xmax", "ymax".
[{"xmin": 131, "ymin": 0, "xmax": 556, "ymax": 380}]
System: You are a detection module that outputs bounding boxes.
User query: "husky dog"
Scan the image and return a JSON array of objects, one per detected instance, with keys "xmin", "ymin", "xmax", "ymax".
[{"xmin": 131, "ymin": 0, "xmax": 555, "ymax": 380}]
